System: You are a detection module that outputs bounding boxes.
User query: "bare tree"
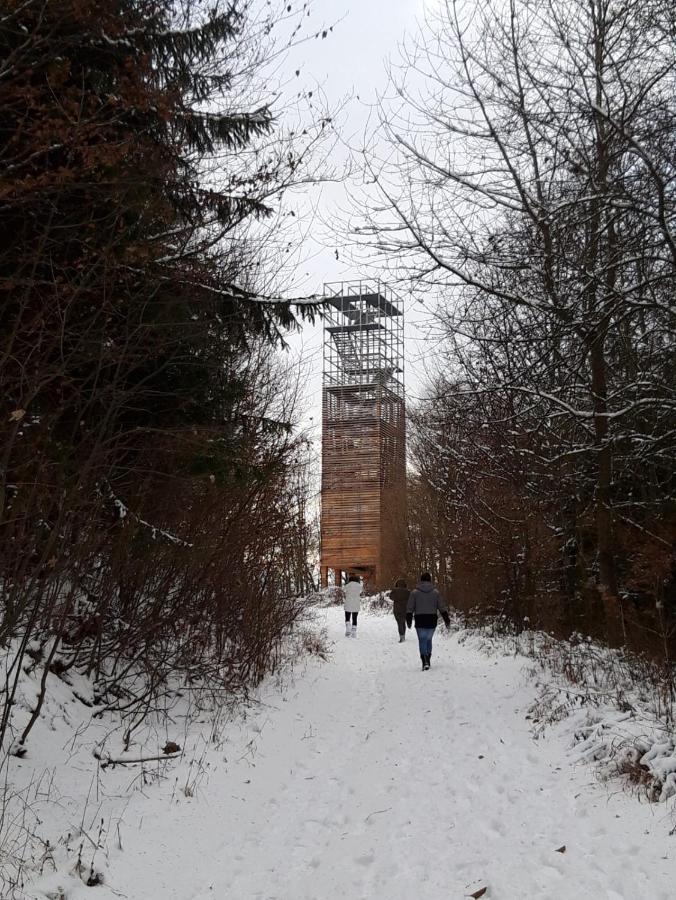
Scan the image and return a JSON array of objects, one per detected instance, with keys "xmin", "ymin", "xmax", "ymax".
[{"xmin": 365, "ymin": 0, "xmax": 675, "ymax": 642}]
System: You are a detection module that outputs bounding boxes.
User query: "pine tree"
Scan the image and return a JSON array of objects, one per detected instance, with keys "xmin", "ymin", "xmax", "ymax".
[{"xmin": 0, "ymin": 0, "xmax": 317, "ymax": 664}]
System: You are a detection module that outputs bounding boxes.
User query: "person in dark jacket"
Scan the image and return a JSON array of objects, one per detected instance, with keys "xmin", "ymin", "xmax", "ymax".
[
  {"xmin": 406, "ymin": 573, "xmax": 450, "ymax": 670},
  {"xmin": 390, "ymin": 578, "xmax": 410, "ymax": 642}
]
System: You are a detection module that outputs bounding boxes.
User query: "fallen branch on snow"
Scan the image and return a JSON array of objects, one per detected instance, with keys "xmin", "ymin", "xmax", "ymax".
[{"xmin": 93, "ymin": 748, "xmax": 182, "ymax": 769}]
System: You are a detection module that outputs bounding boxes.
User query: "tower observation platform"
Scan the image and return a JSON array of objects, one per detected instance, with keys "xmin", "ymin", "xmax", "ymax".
[{"xmin": 320, "ymin": 281, "xmax": 407, "ymax": 589}]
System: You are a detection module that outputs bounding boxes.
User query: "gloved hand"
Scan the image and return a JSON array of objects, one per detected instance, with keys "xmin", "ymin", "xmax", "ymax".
[{"xmin": 406, "ymin": 613, "xmax": 413, "ymax": 629}]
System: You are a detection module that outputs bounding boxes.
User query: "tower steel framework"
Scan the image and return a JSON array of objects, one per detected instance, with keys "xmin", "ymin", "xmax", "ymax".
[{"xmin": 319, "ymin": 280, "xmax": 407, "ymax": 589}]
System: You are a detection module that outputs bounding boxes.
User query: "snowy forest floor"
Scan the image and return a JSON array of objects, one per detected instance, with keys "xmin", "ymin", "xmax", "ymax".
[{"xmin": 12, "ymin": 607, "xmax": 676, "ymax": 900}]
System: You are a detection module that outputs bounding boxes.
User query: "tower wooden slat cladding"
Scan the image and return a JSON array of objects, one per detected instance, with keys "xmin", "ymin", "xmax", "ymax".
[{"xmin": 320, "ymin": 281, "xmax": 407, "ymax": 589}]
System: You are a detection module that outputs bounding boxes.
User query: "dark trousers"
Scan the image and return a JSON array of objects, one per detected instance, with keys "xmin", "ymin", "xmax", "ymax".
[
  {"xmin": 344, "ymin": 611, "xmax": 358, "ymax": 626},
  {"xmin": 394, "ymin": 615, "xmax": 406, "ymax": 636}
]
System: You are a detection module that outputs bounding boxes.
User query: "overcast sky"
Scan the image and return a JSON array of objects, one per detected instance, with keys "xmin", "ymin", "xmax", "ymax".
[{"xmin": 277, "ymin": 0, "xmax": 440, "ymax": 441}]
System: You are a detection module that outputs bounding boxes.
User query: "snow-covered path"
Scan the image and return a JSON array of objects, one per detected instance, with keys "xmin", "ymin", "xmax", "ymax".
[{"xmin": 92, "ymin": 610, "xmax": 673, "ymax": 900}]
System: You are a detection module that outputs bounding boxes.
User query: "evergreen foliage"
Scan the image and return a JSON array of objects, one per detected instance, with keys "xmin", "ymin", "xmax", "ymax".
[{"xmin": 0, "ymin": 0, "xmax": 319, "ymax": 750}]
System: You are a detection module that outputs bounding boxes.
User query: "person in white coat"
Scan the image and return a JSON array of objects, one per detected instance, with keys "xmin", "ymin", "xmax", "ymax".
[{"xmin": 343, "ymin": 574, "xmax": 362, "ymax": 638}]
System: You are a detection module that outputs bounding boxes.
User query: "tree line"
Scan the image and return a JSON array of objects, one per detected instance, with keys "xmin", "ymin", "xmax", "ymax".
[
  {"xmin": 0, "ymin": 0, "xmax": 322, "ymax": 753},
  {"xmin": 368, "ymin": 0, "xmax": 675, "ymax": 654}
]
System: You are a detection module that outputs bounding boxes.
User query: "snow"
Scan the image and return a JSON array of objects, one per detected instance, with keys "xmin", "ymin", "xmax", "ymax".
[
  {"xmin": 565, "ymin": 705, "xmax": 676, "ymax": 803},
  {"xmin": 7, "ymin": 608, "xmax": 675, "ymax": 899}
]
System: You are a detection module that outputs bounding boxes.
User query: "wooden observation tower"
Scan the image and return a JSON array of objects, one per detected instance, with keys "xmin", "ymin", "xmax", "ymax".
[{"xmin": 319, "ymin": 281, "xmax": 406, "ymax": 589}]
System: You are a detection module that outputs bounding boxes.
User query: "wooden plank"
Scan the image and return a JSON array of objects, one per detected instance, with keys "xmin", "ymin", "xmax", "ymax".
[
  {"xmin": 320, "ymin": 392, "xmax": 406, "ymax": 587},
  {"xmin": 320, "ymin": 285, "xmax": 406, "ymax": 588}
]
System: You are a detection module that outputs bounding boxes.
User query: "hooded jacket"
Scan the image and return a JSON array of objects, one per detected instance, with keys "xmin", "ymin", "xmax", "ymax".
[
  {"xmin": 406, "ymin": 581, "xmax": 450, "ymax": 630},
  {"xmin": 390, "ymin": 586, "xmax": 410, "ymax": 620}
]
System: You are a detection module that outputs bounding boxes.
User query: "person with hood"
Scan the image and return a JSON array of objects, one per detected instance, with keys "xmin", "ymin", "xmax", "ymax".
[
  {"xmin": 343, "ymin": 574, "xmax": 362, "ymax": 638},
  {"xmin": 406, "ymin": 573, "xmax": 450, "ymax": 670},
  {"xmin": 390, "ymin": 578, "xmax": 410, "ymax": 642}
]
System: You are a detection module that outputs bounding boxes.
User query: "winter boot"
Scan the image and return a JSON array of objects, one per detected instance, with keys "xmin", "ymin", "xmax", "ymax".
[
  {"xmin": 421, "ymin": 655, "xmax": 426, "ymax": 671},
  {"xmin": 426, "ymin": 654, "xmax": 432, "ymax": 669},
  {"xmin": 398, "ymin": 634, "xmax": 405, "ymax": 643},
  {"xmin": 345, "ymin": 622, "xmax": 351, "ymax": 637},
  {"xmin": 351, "ymin": 624, "xmax": 357, "ymax": 638},
  {"xmin": 423, "ymin": 654, "xmax": 430, "ymax": 670}
]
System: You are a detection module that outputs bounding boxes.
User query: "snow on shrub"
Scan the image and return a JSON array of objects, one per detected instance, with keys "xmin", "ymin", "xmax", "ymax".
[{"xmin": 455, "ymin": 612, "xmax": 676, "ymax": 803}]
